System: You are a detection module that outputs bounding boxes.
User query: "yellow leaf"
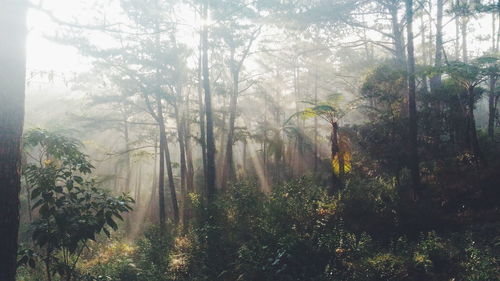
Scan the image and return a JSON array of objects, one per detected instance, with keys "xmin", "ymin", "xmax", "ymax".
[{"xmin": 332, "ymin": 152, "xmax": 351, "ymax": 175}]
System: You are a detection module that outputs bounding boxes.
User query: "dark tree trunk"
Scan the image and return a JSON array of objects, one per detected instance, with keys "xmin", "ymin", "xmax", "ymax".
[
  {"xmin": 431, "ymin": 0, "xmax": 444, "ymax": 90},
  {"xmin": 0, "ymin": 2, "xmax": 27, "ymax": 280},
  {"xmin": 330, "ymin": 122, "xmax": 340, "ymax": 194},
  {"xmin": 185, "ymin": 91, "xmax": 195, "ymax": 193},
  {"xmin": 197, "ymin": 23, "xmax": 208, "ymax": 195},
  {"xmin": 313, "ymin": 66, "xmax": 319, "ymax": 175},
  {"xmin": 161, "ymin": 118, "xmax": 180, "ymax": 224},
  {"xmin": 405, "ymin": 0, "xmax": 422, "ymax": 195},
  {"xmin": 389, "ymin": 4, "xmax": 406, "ymax": 67},
  {"xmin": 222, "ymin": 70, "xmax": 238, "ymax": 190},
  {"xmin": 488, "ymin": 77, "xmax": 497, "ymax": 139},
  {"xmin": 156, "ymin": 97, "xmax": 167, "ymax": 232},
  {"xmin": 202, "ymin": 0, "xmax": 216, "ymax": 202},
  {"xmin": 174, "ymin": 99, "xmax": 188, "ymax": 225},
  {"xmin": 467, "ymin": 87, "xmax": 482, "ymax": 159}
]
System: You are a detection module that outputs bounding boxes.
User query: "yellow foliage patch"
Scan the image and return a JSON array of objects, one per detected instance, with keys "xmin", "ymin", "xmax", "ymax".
[{"xmin": 331, "ymin": 152, "xmax": 352, "ymax": 175}]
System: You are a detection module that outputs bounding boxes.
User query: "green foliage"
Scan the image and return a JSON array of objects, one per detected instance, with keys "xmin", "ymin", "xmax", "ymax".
[{"xmin": 21, "ymin": 128, "xmax": 134, "ymax": 280}]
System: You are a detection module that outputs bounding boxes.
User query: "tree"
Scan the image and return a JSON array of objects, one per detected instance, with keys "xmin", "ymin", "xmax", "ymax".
[
  {"xmin": 444, "ymin": 57, "xmax": 499, "ymax": 160},
  {"xmin": 22, "ymin": 129, "xmax": 134, "ymax": 281},
  {"xmin": 0, "ymin": 1, "xmax": 27, "ymax": 280},
  {"xmin": 288, "ymin": 95, "xmax": 350, "ymax": 194},
  {"xmin": 405, "ymin": 0, "xmax": 422, "ymax": 195},
  {"xmin": 202, "ymin": 0, "xmax": 217, "ymax": 202}
]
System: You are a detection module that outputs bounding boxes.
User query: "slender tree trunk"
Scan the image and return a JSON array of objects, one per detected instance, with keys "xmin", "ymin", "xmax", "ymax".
[
  {"xmin": 313, "ymin": 66, "xmax": 319, "ymax": 176},
  {"xmin": 197, "ymin": 52, "xmax": 208, "ymax": 194},
  {"xmin": 330, "ymin": 122, "xmax": 340, "ymax": 194},
  {"xmin": 222, "ymin": 70, "xmax": 238, "ymax": 190},
  {"xmin": 185, "ymin": 90, "xmax": 195, "ymax": 193},
  {"xmin": 201, "ymin": 1, "xmax": 219, "ymax": 278},
  {"xmin": 405, "ymin": 0, "xmax": 422, "ymax": 195},
  {"xmin": 455, "ymin": 0, "xmax": 461, "ymax": 59},
  {"xmin": 0, "ymin": 2, "xmax": 27, "ymax": 280},
  {"xmin": 161, "ymin": 119, "xmax": 180, "ymax": 224},
  {"xmin": 389, "ymin": 5, "xmax": 406, "ymax": 67},
  {"xmin": 217, "ymin": 95, "xmax": 227, "ymax": 185},
  {"xmin": 148, "ymin": 138, "xmax": 158, "ymax": 220},
  {"xmin": 431, "ymin": 0, "xmax": 444, "ymax": 90},
  {"xmin": 467, "ymin": 87, "xmax": 482, "ymax": 159},
  {"xmin": 420, "ymin": 11, "xmax": 429, "ymax": 94},
  {"xmin": 461, "ymin": 14, "xmax": 468, "ymax": 62},
  {"xmin": 122, "ymin": 108, "xmax": 131, "ymax": 194},
  {"xmin": 157, "ymin": 105, "xmax": 167, "ymax": 232},
  {"xmin": 488, "ymin": 77, "xmax": 497, "ymax": 138},
  {"xmin": 174, "ymin": 99, "xmax": 188, "ymax": 225},
  {"xmin": 202, "ymin": 0, "xmax": 216, "ymax": 202}
]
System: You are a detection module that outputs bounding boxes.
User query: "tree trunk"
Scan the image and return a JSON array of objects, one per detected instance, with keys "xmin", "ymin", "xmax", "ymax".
[
  {"xmin": 455, "ymin": 0, "xmax": 461, "ymax": 59},
  {"xmin": 461, "ymin": 12, "xmax": 468, "ymax": 62},
  {"xmin": 202, "ymin": 0, "xmax": 216, "ymax": 202},
  {"xmin": 313, "ymin": 66, "xmax": 319, "ymax": 176},
  {"xmin": 0, "ymin": 2, "xmax": 27, "ymax": 280},
  {"xmin": 468, "ymin": 87, "xmax": 482, "ymax": 159},
  {"xmin": 389, "ymin": 4, "xmax": 406, "ymax": 67},
  {"xmin": 174, "ymin": 99, "xmax": 188, "ymax": 225},
  {"xmin": 197, "ymin": 28, "xmax": 208, "ymax": 196},
  {"xmin": 405, "ymin": 0, "xmax": 422, "ymax": 195},
  {"xmin": 161, "ymin": 117, "xmax": 180, "ymax": 224},
  {"xmin": 156, "ymin": 103, "xmax": 167, "ymax": 232},
  {"xmin": 185, "ymin": 90, "xmax": 195, "ymax": 193},
  {"xmin": 222, "ymin": 70, "xmax": 238, "ymax": 190},
  {"xmin": 488, "ymin": 77, "xmax": 497, "ymax": 139},
  {"xmin": 431, "ymin": 0, "xmax": 443, "ymax": 89},
  {"xmin": 330, "ymin": 122, "xmax": 340, "ymax": 194}
]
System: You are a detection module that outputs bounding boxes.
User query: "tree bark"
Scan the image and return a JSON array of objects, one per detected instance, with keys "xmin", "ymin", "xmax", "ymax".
[
  {"xmin": 405, "ymin": 0, "xmax": 422, "ymax": 195},
  {"xmin": 0, "ymin": 1, "xmax": 27, "ymax": 280},
  {"xmin": 222, "ymin": 70, "xmax": 238, "ymax": 190},
  {"xmin": 174, "ymin": 97, "xmax": 188, "ymax": 225},
  {"xmin": 202, "ymin": 0, "xmax": 216, "ymax": 202},
  {"xmin": 156, "ymin": 98, "xmax": 167, "ymax": 232},
  {"xmin": 330, "ymin": 122, "xmax": 340, "ymax": 194},
  {"xmin": 185, "ymin": 90, "xmax": 195, "ymax": 193},
  {"xmin": 467, "ymin": 87, "xmax": 482, "ymax": 159},
  {"xmin": 431, "ymin": 0, "xmax": 444, "ymax": 90},
  {"xmin": 488, "ymin": 77, "xmax": 497, "ymax": 139},
  {"xmin": 160, "ymin": 114, "xmax": 180, "ymax": 224},
  {"xmin": 389, "ymin": 4, "xmax": 406, "ymax": 67}
]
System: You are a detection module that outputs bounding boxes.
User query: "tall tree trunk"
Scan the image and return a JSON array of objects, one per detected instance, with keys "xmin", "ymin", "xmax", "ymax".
[
  {"xmin": 405, "ymin": 0, "xmax": 422, "ymax": 195},
  {"xmin": 202, "ymin": 0, "xmax": 216, "ymax": 202},
  {"xmin": 454, "ymin": 0, "xmax": 461, "ymax": 59},
  {"xmin": 313, "ymin": 65, "xmax": 319, "ymax": 176},
  {"xmin": 420, "ymin": 12, "xmax": 429, "ymax": 94},
  {"xmin": 330, "ymin": 122, "xmax": 340, "ymax": 194},
  {"xmin": 0, "ymin": 2, "xmax": 27, "ymax": 280},
  {"xmin": 122, "ymin": 109, "xmax": 131, "ymax": 194},
  {"xmin": 461, "ymin": 9, "xmax": 468, "ymax": 62},
  {"xmin": 197, "ymin": 50, "xmax": 208, "ymax": 194},
  {"xmin": 174, "ymin": 99, "xmax": 188, "ymax": 225},
  {"xmin": 389, "ymin": 4, "xmax": 406, "ymax": 67},
  {"xmin": 222, "ymin": 70, "xmax": 238, "ymax": 190},
  {"xmin": 467, "ymin": 87, "xmax": 482, "ymax": 159},
  {"xmin": 156, "ymin": 98, "xmax": 167, "ymax": 232},
  {"xmin": 431, "ymin": 0, "xmax": 444, "ymax": 90},
  {"xmin": 185, "ymin": 90, "xmax": 195, "ymax": 193},
  {"xmin": 161, "ymin": 117, "xmax": 180, "ymax": 224},
  {"xmin": 217, "ymin": 95, "xmax": 227, "ymax": 185},
  {"xmin": 488, "ymin": 77, "xmax": 497, "ymax": 139}
]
